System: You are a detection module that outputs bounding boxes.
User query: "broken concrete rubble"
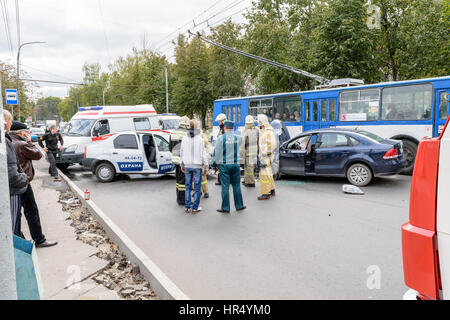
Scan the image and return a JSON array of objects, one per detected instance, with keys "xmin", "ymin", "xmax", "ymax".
[{"xmin": 58, "ymin": 190, "xmax": 158, "ymax": 300}]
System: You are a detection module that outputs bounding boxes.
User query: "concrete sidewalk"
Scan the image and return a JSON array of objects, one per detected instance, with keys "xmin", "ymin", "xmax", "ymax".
[{"xmin": 20, "ymin": 157, "xmax": 121, "ymax": 300}]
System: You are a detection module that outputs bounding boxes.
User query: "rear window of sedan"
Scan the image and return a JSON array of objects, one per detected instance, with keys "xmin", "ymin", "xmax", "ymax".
[{"xmin": 356, "ymin": 130, "xmax": 385, "ymax": 143}]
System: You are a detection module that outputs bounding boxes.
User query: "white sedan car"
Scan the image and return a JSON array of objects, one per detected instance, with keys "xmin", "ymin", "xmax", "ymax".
[{"xmin": 83, "ymin": 131, "xmax": 174, "ymax": 182}]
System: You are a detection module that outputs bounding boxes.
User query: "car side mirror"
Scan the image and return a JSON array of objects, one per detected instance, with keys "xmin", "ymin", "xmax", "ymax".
[{"xmin": 92, "ymin": 128, "xmax": 99, "ymax": 137}]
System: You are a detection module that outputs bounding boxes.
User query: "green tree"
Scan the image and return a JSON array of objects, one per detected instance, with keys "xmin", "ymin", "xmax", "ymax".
[
  {"xmin": 0, "ymin": 61, "xmax": 35, "ymax": 121},
  {"xmin": 106, "ymin": 47, "xmax": 170, "ymax": 112},
  {"xmin": 372, "ymin": 0, "xmax": 449, "ymax": 80},
  {"xmin": 208, "ymin": 20, "xmax": 246, "ymax": 99},
  {"xmin": 35, "ymin": 96, "xmax": 61, "ymax": 120},
  {"xmin": 311, "ymin": 0, "xmax": 378, "ymax": 83},
  {"xmin": 172, "ymin": 35, "xmax": 213, "ymax": 127}
]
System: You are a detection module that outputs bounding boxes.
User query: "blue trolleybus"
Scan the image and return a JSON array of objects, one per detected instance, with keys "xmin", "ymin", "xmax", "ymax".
[{"xmin": 212, "ymin": 76, "xmax": 450, "ymax": 174}]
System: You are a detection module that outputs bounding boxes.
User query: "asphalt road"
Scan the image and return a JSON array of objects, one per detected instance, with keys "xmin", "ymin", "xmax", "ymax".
[{"xmin": 64, "ymin": 165, "xmax": 411, "ymax": 299}]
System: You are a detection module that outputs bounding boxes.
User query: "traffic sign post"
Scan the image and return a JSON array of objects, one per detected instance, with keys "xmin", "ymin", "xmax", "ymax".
[
  {"xmin": 0, "ymin": 83, "xmax": 18, "ymax": 300},
  {"xmin": 5, "ymin": 89, "xmax": 17, "ymax": 117},
  {"xmin": 5, "ymin": 89, "xmax": 18, "ymax": 105}
]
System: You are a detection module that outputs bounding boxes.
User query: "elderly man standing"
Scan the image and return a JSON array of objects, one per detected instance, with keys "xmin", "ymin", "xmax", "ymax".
[
  {"xmin": 211, "ymin": 120, "xmax": 246, "ymax": 213},
  {"xmin": 10, "ymin": 121, "xmax": 57, "ymax": 247},
  {"xmin": 3, "ymin": 110, "xmax": 29, "ymax": 236}
]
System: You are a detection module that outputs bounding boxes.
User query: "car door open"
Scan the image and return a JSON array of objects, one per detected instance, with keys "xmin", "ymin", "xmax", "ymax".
[
  {"xmin": 280, "ymin": 135, "xmax": 310, "ymax": 175},
  {"xmin": 153, "ymin": 134, "xmax": 174, "ymax": 174}
]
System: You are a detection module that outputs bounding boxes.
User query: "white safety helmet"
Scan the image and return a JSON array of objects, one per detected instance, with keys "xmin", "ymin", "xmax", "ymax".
[
  {"xmin": 257, "ymin": 114, "xmax": 269, "ymax": 126},
  {"xmin": 245, "ymin": 115, "xmax": 255, "ymax": 124},
  {"xmin": 179, "ymin": 116, "xmax": 190, "ymax": 129},
  {"xmin": 215, "ymin": 113, "xmax": 227, "ymax": 122}
]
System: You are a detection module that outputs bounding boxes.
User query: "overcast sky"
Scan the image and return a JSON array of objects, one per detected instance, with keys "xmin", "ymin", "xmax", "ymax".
[{"xmin": 0, "ymin": 0, "xmax": 251, "ymax": 100}]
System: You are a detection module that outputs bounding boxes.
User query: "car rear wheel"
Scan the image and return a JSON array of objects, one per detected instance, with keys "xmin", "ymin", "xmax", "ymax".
[
  {"xmin": 399, "ymin": 140, "xmax": 417, "ymax": 176},
  {"xmin": 95, "ymin": 162, "xmax": 116, "ymax": 183},
  {"xmin": 346, "ymin": 163, "xmax": 372, "ymax": 187}
]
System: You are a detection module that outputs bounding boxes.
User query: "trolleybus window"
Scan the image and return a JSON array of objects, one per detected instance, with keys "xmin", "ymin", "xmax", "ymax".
[
  {"xmin": 273, "ymin": 95, "xmax": 301, "ymax": 122},
  {"xmin": 381, "ymin": 84, "xmax": 432, "ymax": 121},
  {"xmin": 440, "ymin": 92, "xmax": 449, "ymax": 120},
  {"xmin": 339, "ymin": 88, "xmax": 379, "ymax": 121},
  {"xmin": 249, "ymin": 98, "xmax": 273, "ymax": 120},
  {"xmin": 306, "ymin": 101, "xmax": 311, "ymax": 121},
  {"xmin": 330, "ymin": 100, "xmax": 336, "ymax": 121},
  {"xmin": 313, "ymin": 101, "xmax": 319, "ymax": 122},
  {"xmin": 222, "ymin": 105, "xmax": 241, "ymax": 123},
  {"xmin": 321, "ymin": 101, "xmax": 327, "ymax": 121}
]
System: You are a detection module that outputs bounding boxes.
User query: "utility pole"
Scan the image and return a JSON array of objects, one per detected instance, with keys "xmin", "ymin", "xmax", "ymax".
[
  {"xmin": 165, "ymin": 65, "xmax": 169, "ymax": 113},
  {"xmin": 0, "ymin": 81, "xmax": 18, "ymax": 300}
]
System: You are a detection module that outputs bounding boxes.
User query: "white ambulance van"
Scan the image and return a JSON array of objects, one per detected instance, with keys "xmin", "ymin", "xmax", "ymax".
[{"xmin": 58, "ymin": 105, "xmax": 160, "ymax": 169}]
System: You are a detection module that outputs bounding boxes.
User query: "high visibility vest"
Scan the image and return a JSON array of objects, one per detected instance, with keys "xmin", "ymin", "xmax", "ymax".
[
  {"xmin": 259, "ymin": 127, "xmax": 276, "ymax": 163},
  {"xmin": 170, "ymin": 128, "xmax": 188, "ymax": 165},
  {"xmin": 242, "ymin": 127, "xmax": 259, "ymax": 163}
]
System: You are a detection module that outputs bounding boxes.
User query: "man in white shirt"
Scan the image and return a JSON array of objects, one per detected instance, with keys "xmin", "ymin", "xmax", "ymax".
[{"xmin": 180, "ymin": 119, "xmax": 208, "ymax": 213}]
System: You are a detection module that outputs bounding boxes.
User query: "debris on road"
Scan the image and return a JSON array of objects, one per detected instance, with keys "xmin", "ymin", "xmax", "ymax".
[
  {"xmin": 342, "ymin": 184, "xmax": 365, "ymax": 195},
  {"xmin": 58, "ymin": 190, "xmax": 158, "ymax": 300}
]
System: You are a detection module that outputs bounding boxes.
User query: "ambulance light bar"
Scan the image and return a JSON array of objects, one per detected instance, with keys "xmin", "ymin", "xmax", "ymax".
[{"xmin": 78, "ymin": 106, "xmax": 104, "ymax": 111}]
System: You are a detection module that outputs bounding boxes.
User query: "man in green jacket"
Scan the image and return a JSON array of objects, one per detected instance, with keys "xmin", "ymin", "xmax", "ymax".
[{"xmin": 211, "ymin": 120, "xmax": 246, "ymax": 213}]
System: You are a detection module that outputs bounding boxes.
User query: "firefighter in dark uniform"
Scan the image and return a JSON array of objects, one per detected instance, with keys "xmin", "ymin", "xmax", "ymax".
[
  {"xmin": 169, "ymin": 116, "xmax": 190, "ymax": 205},
  {"xmin": 38, "ymin": 124, "xmax": 64, "ymax": 179}
]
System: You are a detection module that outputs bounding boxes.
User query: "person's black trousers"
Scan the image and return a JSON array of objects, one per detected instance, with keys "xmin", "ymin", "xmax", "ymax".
[
  {"xmin": 47, "ymin": 151, "xmax": 58, "ymax": 177},
  {"xmin": 19, "ymin": 184, "xmax": 46, "ymax": 244},
  {"xmin": 175, "ymin": 165, "xmax": 186, "ymax": 205}
]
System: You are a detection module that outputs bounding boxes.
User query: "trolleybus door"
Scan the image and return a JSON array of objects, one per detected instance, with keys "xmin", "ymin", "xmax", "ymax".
[
  {"xmin": 435, "ymin": 89, "xmax": 449, "ymax": 137},
  {"xmin": 304, "ymin": 99, "xmax": 334, "ymax": 131},
  {"xmin": 304, "ymin": 100, "xmax": 321, "ymax": 131}
]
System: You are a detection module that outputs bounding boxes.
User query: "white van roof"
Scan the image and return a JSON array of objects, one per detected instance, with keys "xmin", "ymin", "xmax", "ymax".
[{"xmin": 72, "ymin": 104, "xmax": 157, "ymax": 119}]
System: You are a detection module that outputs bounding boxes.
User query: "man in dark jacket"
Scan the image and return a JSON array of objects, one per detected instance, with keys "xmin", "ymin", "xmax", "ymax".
[
  {"xmin": 3, "ymin": 110, "xmax": 29, "ymax": 236},
  {"xmin": 38, "ymin": 125, "xmax": 63, "ymax": 179},
  {"xmin": 10, "ymin": 122, "xmax": 57, "ymax": 247}
]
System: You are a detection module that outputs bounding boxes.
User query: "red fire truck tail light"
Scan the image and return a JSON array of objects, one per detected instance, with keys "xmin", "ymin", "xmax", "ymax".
[{"xmin": 383, "ymin": 148, "xmax": 399, "ymax": 160}]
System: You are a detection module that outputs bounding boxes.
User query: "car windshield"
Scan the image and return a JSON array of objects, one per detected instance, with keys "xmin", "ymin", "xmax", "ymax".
[
  {"xmin": 162, "ymin": 119, "xmax": 179, "ymax": 130},
  {"xmin": 63, "ymin": 119, "xmax": 96, "ymax": 136},
  {"xmin": 356, "ymin": 130, "xmax": 385, "ymax": 143}
]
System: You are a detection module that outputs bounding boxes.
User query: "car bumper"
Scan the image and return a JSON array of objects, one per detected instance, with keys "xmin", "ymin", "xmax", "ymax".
[
  {"xmin": 57, "ymin": 152, "xmax": 84, "ymax": 164},
  {"xmin": 373, "ymin": 159, "xmax": 405, "ymax": 176}
]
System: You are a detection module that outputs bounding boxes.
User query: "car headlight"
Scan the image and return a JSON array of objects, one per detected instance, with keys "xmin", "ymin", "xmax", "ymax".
[{"xmin": 64, "ymin": 144, "xmax": 78, "ymax": 153}]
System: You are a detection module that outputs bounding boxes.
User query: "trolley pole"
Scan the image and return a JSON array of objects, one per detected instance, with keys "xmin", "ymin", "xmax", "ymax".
[{"xmin": 0, "ymin": 81, "xmax": 18, "ymax": 300}]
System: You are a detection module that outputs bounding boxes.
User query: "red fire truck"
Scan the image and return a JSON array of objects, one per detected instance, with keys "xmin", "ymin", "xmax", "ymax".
[{"xmin": 402, "ymin": 112, "xmax": 450, "ymax": 300}]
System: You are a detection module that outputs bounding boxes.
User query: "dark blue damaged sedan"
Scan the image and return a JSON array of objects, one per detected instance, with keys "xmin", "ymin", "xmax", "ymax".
[{"xmin": 278, "ymin": 128, "xmax": 406, "ymax": 186}]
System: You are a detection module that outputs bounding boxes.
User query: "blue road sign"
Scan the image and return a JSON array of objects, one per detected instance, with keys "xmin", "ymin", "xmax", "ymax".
[{"xmin": 5, "ymin": 89, "xmax": 17, "ymax": 105}]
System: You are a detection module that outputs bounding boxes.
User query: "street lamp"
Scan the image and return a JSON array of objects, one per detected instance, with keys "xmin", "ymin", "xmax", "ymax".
[{"xmin": 17, "ymin": 41, "xmax": 45, "ymax": 120}]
